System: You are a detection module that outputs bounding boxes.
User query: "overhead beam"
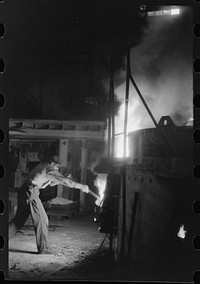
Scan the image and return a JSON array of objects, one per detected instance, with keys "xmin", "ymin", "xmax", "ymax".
[{"xmin": 9, "ymin": 118, "xmax": 106, "ymax": 140}]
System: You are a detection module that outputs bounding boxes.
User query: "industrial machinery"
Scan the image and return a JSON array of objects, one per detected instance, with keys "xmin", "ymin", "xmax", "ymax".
[{"xmin": 93, "ymin": 116, "xmax": 196, "ymax": 281}]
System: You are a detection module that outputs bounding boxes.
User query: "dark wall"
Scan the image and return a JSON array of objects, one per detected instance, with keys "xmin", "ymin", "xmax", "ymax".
[{"xmin": 2, "ymin": 0, "xmax": 146, "ymax": 121}]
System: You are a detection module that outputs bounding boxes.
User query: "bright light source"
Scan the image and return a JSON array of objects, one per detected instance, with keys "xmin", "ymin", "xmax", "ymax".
[
  {"xmin": 147, "ymin": 8, "xmax": 180, "ymax": 17},
  {"xmin": 171, "ymin": 8, "xmax": 180, "ymax": 15},
  {"xmin": 177, "ymin": 225, "xmax": 186, "ymax": 239}
]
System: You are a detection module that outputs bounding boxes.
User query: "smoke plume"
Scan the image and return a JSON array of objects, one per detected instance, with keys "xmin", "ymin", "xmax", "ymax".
[{"xmin": 115, "ymin": 6, "xmax": 193, "ymax": 134}]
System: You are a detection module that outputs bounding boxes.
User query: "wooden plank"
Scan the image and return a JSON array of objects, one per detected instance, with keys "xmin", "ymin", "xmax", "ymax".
[
  {"xmin": 9, "ymin": 118, "xmax": 106, "ymax": 128},
  {"xmin": 9, "ymin": 128, "xmax": 104, "ymax": 140}
]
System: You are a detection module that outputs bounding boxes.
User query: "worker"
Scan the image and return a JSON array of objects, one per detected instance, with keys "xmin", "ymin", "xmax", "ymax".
[{"xmin": 9, "ymin": 160, "xmax": 90, "ymax": 254}]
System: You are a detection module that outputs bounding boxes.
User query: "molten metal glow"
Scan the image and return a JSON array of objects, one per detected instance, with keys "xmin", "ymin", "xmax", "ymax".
[
  {"xmin": 94, "ymin": 173, "xmax": 108, "ymax": 203},
  {"xmin": 115, "ymin": 135, "xmax": 129, "ymax": 158},
  {"xmin": 177, "ymin": 225, "xmax": 186, "ymax": 239},
  {"xmin": 114, "ymin": 85, "xmax": 141, "ymax": 158}
]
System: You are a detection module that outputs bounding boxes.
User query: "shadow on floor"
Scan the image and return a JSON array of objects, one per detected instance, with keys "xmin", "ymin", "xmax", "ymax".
[{"xmin": 9, "ymin": 249, "xmax": 38, "ymax": 255}]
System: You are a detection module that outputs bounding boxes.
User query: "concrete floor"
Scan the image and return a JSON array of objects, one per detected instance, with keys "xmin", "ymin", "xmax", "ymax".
[
  {"xmin": 8, "ymin": 211, "xmax": 196, "ymax": 282},
  {"xmin": 8, "ymin": 212, "xmax": 119, "ymax": 281}
]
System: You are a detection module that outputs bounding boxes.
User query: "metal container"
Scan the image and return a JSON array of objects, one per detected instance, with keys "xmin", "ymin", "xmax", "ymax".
[
  {"xmin": 115, "ymin": 117, "xmax": 196, "ymax": 281},
  {"xmin": 128, "ymin": 116, "xmax": 193, "ymax": 158}
]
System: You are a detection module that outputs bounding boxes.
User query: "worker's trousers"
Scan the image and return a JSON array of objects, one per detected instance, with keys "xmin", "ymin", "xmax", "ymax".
[{"xmin": 9, "ymin": 181, "xmax": 49, "ymax": 253}]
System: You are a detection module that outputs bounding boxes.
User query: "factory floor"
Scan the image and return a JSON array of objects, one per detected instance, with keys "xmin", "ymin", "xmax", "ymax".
[
  {"xmin": 8, "ymin": 212, "xmax": 195, "ymax": 282},
  {"xmin": 8, "ymin": 212, "xmax": 123, "ymax": 281}
]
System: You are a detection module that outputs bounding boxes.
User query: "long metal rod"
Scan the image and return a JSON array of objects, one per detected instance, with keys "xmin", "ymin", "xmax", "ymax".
[
  {"xmin": 123, "ymin": 43, "xmax": 130, "ymax": 157},
  {"xmin": 123, "ymin": 41, "xmax": 173, "ymax": 156},
  {"xmin": 120, "ymin": 168, "xmax": 126, "ymax": 261},
  {"xmin": 128, "ymin": 192, "xmax": 139, "ymax": 261},
  {"xmin": 130, "ymin": 75, "xmax": 158, "ymax": 128},
  {"xmin": 107, "ymin": 103, "xmax": 111, "ymax": 159},
  {"xmin": 110, "ymin": 56, "xmax": 115, "ymax": 158},
  {"xmin": 120, "ymin": 44, "xmax": 130, "ymax": 261},
  {"xmin": 109, "ymin": 54, "xmax": 115, "ymax": 254},
  {"xmin": 88, "ymin": 189, "xmax": 100, "ymax": 200},
  {"xmin": 56, "ymin": 182, "xmax": 100, "ymax": 201},
  {"xmin": 95, "ymin": 233, "xmax": 109, "ymax": 258},
  {"xmin": 107, "ymin": 58, "xmax": 112, "ymax": 158},
  {"xmin": 129, "ymin": 73, "xmax": 174, "ymax": 156}
]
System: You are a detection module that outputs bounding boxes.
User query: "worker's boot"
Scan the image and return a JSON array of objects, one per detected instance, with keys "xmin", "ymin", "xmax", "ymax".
[
  {"xmin": 38, "ymin": 246, "xmax": 60, "ymax": 255},
  {"xmin": 38, "ymin": 246, "xmax": 51, "ymax": 254}
]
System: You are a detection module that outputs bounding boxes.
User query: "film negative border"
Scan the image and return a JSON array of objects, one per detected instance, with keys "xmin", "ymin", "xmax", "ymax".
[
  {"xmin": 0, "ymin": 0, "xmax": 199, "ymax": 282},
  {"xmin": 0, "ymin": 0, "xmax": 8, "ymax": 281},
  {"xmin": 193, "ymin": 0, "xmax": 200, "ymax": 283}
]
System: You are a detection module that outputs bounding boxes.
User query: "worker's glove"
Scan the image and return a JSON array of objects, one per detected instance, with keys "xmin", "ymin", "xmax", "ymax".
[{"xmin": 81, "ymin": 185, "xmax": 90, "ymax": 193}]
